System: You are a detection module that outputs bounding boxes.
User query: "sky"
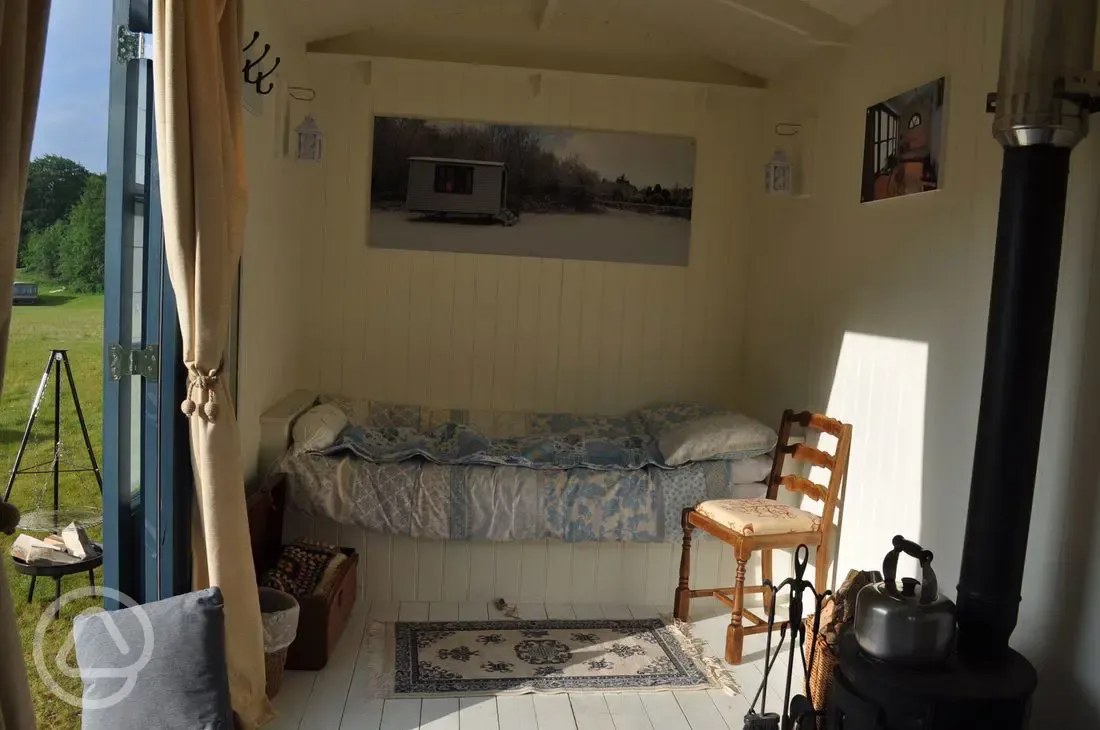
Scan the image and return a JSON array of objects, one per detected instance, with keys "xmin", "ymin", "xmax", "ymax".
[
  {"xmin": 545, "ymin": 128, "xmax": 695, "ymax": 189},
  {"xmin": 30, "ymin": 1, "xmax": 113, "ymax": 173},
  {"xmin": 427, "ymin": 120, "xmax": 696, "ymax": 189}
]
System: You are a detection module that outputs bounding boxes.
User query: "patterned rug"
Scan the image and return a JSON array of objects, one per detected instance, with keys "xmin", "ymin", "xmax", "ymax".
[{"xmin": 363, "ymin": 618, "xmax": 736, "ymax": 698}]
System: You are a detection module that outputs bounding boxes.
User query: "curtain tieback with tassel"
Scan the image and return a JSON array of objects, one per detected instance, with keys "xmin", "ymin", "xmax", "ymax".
[{"xmin": 182, "ymin": 365, "xmax": 221, "ymax": 421}]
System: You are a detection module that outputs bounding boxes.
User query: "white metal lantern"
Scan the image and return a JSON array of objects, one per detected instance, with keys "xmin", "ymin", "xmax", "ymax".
[
  {"xmin": 764, "ymin": 149, "xmax": 793, "ymax": 196},
  {"xmin": 296, "ymin": 114, "xmax": 323, "ymax": 162}
]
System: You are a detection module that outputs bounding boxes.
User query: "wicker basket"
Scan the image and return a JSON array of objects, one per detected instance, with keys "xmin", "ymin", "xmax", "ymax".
[
  {"xmin": 799, "ymin": 571, "xmax": 880, "ymax": 715},
  {"xmin": 258, "ymin": 587, "xmax": 299, "ymax": 699},
  {"xmin": 264, "ymin": 647, "xmax": 289, "ymax": 698},
  {"xmin": 803, "ymin": 620, "xmax": 838, "ymax": 712}
]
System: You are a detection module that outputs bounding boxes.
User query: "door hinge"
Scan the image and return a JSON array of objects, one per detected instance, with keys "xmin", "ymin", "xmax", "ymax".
[{"xmin": 108, "ymin": 344, "xmax": 159, "ymax": 382}]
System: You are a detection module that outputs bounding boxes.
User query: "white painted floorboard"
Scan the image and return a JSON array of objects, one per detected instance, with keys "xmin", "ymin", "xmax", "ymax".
[
  {"xmin": 544, "ymin": 603, "xmax": 576, "ymax": 620},
  {"xmin": 419, "ymin": 698, "xmax": 460, "ymax": 730},
  {"xmin": 379, "ymin": 698, "xmax": 423, "ymax": 730},
  {"xmin": 532, "ymin": 694, "xmax": 578, "ymax": 730},
  {"xmin": 299, "ymin": 604, "xmax": 370, "ymax": 730},
  {"xmin": 571, "ymin": 604, "xmax": 604, "ymax": 620},
  {"xmin": 459, "ymin": 696, "xmax": 500, "ymax": 728},
  {"xmin": 639, "ymin": 693, "xmax": 692, "ymax": 730},
  {"xmin": 496, "ymin": 695, "xmax": 539, "ymax": 730},
  {"xmin": 458, "ymin": 601, "xmax": 489, "ymax": 621},
  {"xmin": 604, "ymin": 692, "xmax": 655, "ymax": 730},
  {"xmin": 570, "ymin": 694, "xmax": 615, "ymax": 730},
  {"xmin": 271, "ymin": 600, "xmax": 780, "ymax": 730}
]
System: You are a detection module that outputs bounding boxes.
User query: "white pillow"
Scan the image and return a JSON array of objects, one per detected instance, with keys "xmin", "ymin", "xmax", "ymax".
[
  {"xmin": 728, "ymin": 454, "xmax": 774, "ymax": 483},
  {"xmin": 658, "ymin": 413, "xmax": 777, "ymax": 466},
  {"xmin": 292, "ymin": 403, "xmax": 348, "ymax": 452}
]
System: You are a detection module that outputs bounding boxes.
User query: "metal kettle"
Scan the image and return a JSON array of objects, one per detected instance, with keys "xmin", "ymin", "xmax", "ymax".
[{"xmin": 854, "ymin": 535, "xmax": 956, "ymax": 666}]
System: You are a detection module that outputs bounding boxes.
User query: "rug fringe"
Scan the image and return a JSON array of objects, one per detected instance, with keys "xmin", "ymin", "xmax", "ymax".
[
  {"xmin": 660, "ymin": 613, "xmax": 740, "ymax": 696},
  {"xmin": 363, "ymin": 620, "xmax": 393, "ymax": 699}
]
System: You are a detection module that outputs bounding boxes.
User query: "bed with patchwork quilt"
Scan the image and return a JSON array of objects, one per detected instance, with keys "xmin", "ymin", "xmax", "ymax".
[{"xmin": 273, "ymin": 397, "xmax": 777, "ymax": 543}]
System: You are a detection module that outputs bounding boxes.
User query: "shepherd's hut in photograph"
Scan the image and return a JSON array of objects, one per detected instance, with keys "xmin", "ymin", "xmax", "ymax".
[{"xmin": 405, "ymin": 156, "xmax": 508, "ymax": 217}]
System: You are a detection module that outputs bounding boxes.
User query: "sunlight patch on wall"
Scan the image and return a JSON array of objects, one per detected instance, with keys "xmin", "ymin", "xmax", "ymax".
[{"xmin": 806, "ymin": 332, "xmax": 929, "ymax": 580}]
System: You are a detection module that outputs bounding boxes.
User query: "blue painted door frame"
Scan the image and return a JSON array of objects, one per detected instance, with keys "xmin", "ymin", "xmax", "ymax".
[{"xmin": 103, "ymin": 0, "xmax": 189, "ymax": 607}]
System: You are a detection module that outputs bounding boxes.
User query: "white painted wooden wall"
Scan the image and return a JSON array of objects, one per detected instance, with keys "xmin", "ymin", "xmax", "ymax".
[
  {"xmin": 282, "ymin": 509, "xmax": 799, "ymax": 607},
  {"xmin": 240, "ymin": 55, "xmax": 781, "ymax": 609},
  {"xmin": 276, "ymin": 57, "xmax": 758, "ymax": 419}
]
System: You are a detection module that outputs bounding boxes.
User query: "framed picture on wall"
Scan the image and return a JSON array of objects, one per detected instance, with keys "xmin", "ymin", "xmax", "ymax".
[
  {"xmin": 861, "ymin": 77, "xmax": 946, "ymax": 203},
  {"xmin": 368, "ymin": 116, "xmax": 696, "ymax": 266}
]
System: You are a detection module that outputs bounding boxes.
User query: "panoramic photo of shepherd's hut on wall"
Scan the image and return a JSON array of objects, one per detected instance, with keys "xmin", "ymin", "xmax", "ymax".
[{"xmin": 369, "ymin": 116, "xmax": 696, "ymax": 265}]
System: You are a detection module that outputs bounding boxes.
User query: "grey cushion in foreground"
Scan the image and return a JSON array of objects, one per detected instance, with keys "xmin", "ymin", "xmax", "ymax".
[{"xmin": 74, "ymin": 587, "xmax": 232, "ymax": 730}]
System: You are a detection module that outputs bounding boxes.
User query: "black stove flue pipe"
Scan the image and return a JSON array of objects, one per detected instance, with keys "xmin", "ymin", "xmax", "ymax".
[
  {"xmin": 956, "ymin": 0, "xmax": 1096, "ymax": 661},
  {"xmin": 955, "ymin": 145, "xmax": 1070, "ymax": 660}
]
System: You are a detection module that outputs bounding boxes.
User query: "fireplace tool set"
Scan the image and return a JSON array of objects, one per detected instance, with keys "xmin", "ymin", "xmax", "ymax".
[{"xmin": 743, "ymin": 544, "xmax": 831, "ymax": 730}]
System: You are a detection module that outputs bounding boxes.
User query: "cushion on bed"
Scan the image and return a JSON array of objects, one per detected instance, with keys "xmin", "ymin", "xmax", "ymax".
[
  {"xmin": 658, "ymin": 413, "xmax": 778, "ymax": 466},
  {"xmin": 696, "ymin": 498, "xmax": 821, "ymax": 536},
  {"xmin": 293, "ymin": 403, "xmax": 348, "ymax": 452},
  {"xmin": 730, "ymin": 482, "xmax": 769, "ymax": 500},
  {"xmin": 727, "ymin": 454, "xmax": 774, "ymax": 483},
  {"xmin": 636, "ymin": 402, "xmax": 723, "ymax": 435}
]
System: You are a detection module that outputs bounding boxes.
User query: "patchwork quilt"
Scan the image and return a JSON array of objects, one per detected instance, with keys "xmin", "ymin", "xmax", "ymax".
[
  {"xmin": 279, "ymin": 396, "xmax": 772, "ymax": 542},
  {"xmin": 277, "ymin": 452, "xmax": 765, "ymax": 542},
  {"xmin": 315, "ymin": 397, "xmax": 771, "ymax": 471},
  {"xmin": 320, "ymin": 420, "xmax": 664, "ymax": 471}
]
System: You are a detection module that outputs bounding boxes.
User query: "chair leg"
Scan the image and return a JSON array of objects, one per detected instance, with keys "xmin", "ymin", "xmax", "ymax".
[
  {"xmin": 674, "ymin": 509, "xmax": 695, "ymax": 621},
  {"xmin": 815, "ymin": 543, "xmax": 830, "ymax": 596},
  {"xmin": 725, "ymin": 556, "xmax": 748, "ymax": 664},
  {"xmin": 761, "ymin": 548, "xmax": 774, "ymax": 614}
]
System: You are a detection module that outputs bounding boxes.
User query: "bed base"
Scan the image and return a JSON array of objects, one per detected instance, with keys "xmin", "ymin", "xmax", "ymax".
[
  {"xmin": 257, "ymin": 389, "xmax": 795, "ymax": 606},
  {"xmin": 283, "ymin": 508, "xmax": 770, "ymax": 606}
]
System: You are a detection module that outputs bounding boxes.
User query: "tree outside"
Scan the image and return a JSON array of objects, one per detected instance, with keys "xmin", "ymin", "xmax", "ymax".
[
  {"xmin": 20, "ymin": 155, "xmax": 91, "ymax": 258},
  {"xmin": 19, "ymin": 156, "xmax": 105, "ymax": 293},
  {"xmin": 57, "ymin": 175, "xmax": 106, "ymax": 293}
]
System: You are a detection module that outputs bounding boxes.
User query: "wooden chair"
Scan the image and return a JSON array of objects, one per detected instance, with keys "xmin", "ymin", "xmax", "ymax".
[{"xmin": 672, "ymin": 409, "xmax": 852, "ymax": 664}]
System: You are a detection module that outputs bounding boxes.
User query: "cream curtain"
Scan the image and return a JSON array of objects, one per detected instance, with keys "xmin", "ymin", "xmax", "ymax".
[
  {"xmin": 151, "ymin": 1, "xmax": 272, "ymax": 727},
  {"xmin": 0, "ymin": 2, "xmax": 50, "ymax": 729}
]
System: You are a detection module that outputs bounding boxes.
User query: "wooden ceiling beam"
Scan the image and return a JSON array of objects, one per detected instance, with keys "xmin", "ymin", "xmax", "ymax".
[
  {"xmin": 714, "ymin": 0, "xmax": 853, "ymax": 46},
  {"xmin": 306, "ymin": 30, "xmax": 767, "ymax": 88},
  {"xmin": 537, "ymin": 0, "xmax": 560, "ymax": 31}
]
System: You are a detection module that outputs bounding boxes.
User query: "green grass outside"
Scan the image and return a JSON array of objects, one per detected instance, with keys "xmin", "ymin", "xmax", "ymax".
[{"xmin": 2, "ymin": 274, "xmax": 103, "ymax": 729}]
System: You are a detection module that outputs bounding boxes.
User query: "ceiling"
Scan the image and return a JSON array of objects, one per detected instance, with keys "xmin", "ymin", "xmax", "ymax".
[
  {"xmin": 799, "ymin": 0, "xmax": 892, "ymax": 26},
  {"xmin": 272, "ymin": 0, "xmax": 892, "ymax": 85}
]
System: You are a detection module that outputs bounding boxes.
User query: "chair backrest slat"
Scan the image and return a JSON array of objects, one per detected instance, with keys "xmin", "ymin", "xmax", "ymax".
[
  {"xmin": 764, "ymin": 409, "xmax": 853, "ymax": 530},
  {"xmin": 784, "ymin": 443, "xmax": 835, "ymax": 471},
  {"xmin": 797, "ymin": 412, "xmax": 847, "ymax": 437},
  {"xmin": 780, "ymin": 475, "xmax": 828, "ymax": 502}
]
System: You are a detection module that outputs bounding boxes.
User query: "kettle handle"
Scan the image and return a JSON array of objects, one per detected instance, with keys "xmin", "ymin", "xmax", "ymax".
[{"xmin": 882, "ymin": 535, "xmax": 938, "ymax": 604}]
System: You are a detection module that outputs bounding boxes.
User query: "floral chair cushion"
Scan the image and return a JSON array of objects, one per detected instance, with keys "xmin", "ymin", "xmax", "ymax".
[{"xmin": 696, "ymin": 498, "xmax": 821, "ymax": 536}]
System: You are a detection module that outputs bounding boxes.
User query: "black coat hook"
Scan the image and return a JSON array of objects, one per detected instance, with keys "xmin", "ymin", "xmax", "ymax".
[
  {"xmin": 241, "ymin": 31, "xmax": 281, "ymax": 96},
  {"xmin": 243, "ymin": 44, "xmax": 270, "ymax": 83},
  {"xmin": 254, "ymin": 57, "xmax": 280, "ymax": 95}
]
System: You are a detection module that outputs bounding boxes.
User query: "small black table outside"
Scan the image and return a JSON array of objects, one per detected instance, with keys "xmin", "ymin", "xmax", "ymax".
[{"xmin": 10, "ymin": 542, "xmax": 102, "ymax": 618}]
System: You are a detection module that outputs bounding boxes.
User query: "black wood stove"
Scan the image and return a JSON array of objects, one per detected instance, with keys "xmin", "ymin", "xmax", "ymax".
[{"xmin": 825, "ymin": 0, "xmax": 1100, "ymax": 728}]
